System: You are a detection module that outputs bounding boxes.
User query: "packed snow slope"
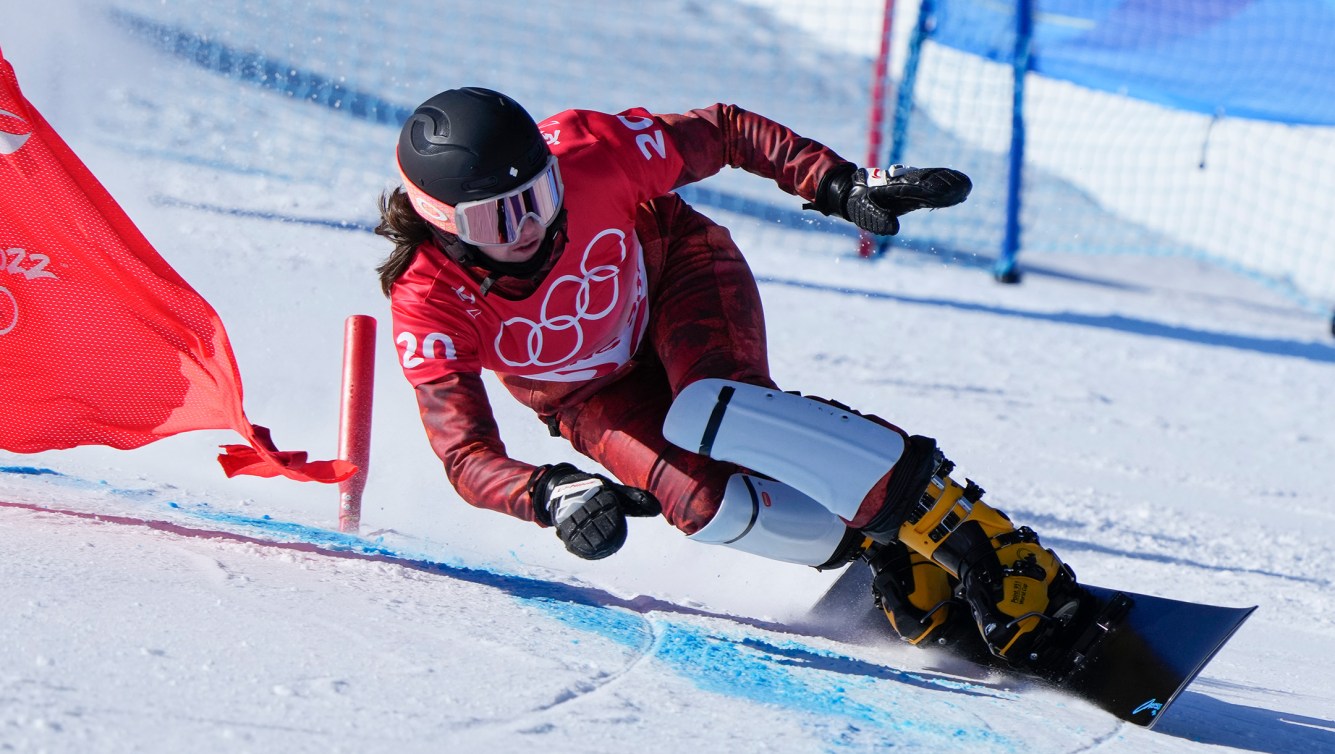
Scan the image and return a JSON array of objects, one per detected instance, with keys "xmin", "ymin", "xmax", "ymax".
[{"xmin": 3, "ymin": 1, "xmax": 1335, "ymax": 753}]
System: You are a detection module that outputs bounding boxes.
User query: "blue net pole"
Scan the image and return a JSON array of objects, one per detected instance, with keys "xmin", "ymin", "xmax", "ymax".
[{"xmin": 996, "ymin": 0, "xmax": 1033, "ymax": 284}]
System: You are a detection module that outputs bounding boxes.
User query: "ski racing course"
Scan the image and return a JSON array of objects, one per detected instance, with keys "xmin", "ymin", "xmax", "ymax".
[
  {"xmin": 4, "ymin": 1, "xmax": 1335, "ymax": 752},
  {"xmin": 4, "ymin": 463, "xmax": 1331, "ymax": 753}
]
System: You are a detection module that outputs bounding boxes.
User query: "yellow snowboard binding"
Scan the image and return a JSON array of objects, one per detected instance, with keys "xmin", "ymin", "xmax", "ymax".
[
  {"xmin": 865, "ymin": 438, "xmax": 1086, "ymax": 668},
  {"xmin": 864, "ymin": 539, "xmax": 968, "ymax": 646}
]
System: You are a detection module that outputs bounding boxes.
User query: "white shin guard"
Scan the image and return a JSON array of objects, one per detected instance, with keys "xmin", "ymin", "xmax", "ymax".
[
  {"xmin": 663, "ymin": 379, "xmax": 906, "ymax": 521},
  {"xmin": 688, "ymin": 474, "xmax": 851, "ymax": 567}
]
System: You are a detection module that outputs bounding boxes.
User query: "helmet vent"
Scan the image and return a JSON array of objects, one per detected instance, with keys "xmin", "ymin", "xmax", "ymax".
[
  {"xmin": 409, "ymin": 110, "xmax": 453, "ymax": 154},
  {"xmin": 462, "ymin": 175, "xmax": 500, "ymax": 193}
]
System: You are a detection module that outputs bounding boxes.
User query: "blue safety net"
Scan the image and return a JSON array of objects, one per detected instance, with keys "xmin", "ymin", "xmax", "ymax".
[
  {"xmin": 931, "ymin": 0, "xmax": 1335, "ymax": 126},
  {"xmin": 889, "ymin": 0, "xmax": 1335, "ymax": 310}
]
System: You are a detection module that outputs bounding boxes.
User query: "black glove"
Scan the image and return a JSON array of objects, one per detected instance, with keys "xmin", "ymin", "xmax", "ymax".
[
  {"xmin": 530, "ymin": 463, "xmax": 662, "ymax": 560},
  {"xmin": 806, "ymin": 162, "xmax": 972, "ymax": 236}
]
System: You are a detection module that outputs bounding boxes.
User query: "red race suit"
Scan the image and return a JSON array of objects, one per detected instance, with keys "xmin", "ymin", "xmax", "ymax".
[{"xmin": 390, "ymin": 104, "xmax": 848, "ymax": 532}]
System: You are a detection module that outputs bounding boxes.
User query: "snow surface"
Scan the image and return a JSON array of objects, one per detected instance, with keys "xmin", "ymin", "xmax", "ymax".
[{"xmin": 4, "ymin": 1, "xmax": 1335, "ymax": 752}]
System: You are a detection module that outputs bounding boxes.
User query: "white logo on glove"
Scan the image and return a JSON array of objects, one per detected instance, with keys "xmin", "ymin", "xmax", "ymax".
[
  {"xmin": 550, "ymin": 477, "xmax": 603, "ymax": 524},
  {"xmin": 866, "ymin": 165, "xmax": 910, "ymax": 187}
]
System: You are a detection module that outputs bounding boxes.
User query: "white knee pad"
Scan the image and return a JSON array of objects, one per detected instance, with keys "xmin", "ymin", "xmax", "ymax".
[
  {"xmin": 688, "ymin": 474, "xmax": 850, "ymax": 567},
  {"xmin": 663, "ymin": 379, "xmax": 906, "ymax": 520}
]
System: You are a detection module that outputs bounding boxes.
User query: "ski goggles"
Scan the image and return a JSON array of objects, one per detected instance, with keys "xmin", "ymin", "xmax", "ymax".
[{"xmin": 399, "ymin": 155, "xmax": 564, "ymax": 247}]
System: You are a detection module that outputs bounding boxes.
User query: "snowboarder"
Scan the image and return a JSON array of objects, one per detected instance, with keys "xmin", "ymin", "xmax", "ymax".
[{"xmin": 377, "ymin": 87, "xmax": 1085, "ymax": 669}]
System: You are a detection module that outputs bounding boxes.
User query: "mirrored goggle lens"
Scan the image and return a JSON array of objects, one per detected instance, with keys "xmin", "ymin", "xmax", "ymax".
[{"xmin": 456, "ymin": 160, "xmax": 563, "ymax": 246}]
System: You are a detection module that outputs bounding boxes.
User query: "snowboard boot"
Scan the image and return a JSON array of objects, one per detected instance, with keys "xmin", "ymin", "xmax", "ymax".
[
  {"xmin": 862, "ymin": 437, "xmax": 1086, "ymax": 670},
  {"xmin": 864, "ymin": 539, "xmax": 973, "ymax": 647}
]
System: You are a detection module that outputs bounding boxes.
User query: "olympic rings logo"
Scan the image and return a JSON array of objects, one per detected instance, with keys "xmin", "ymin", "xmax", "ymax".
[
  {"xmin": 495, "ymin": 228, "xmax": 629, "ymax": 368},
  {"xmin": 0, "ymin": 286, "xmax": 16, "ymax": 337},
  {"xmin": 0, "ymin": 247, "xmax": 60, "ymax": 338},
  {"xmin": 0, "ymin": 107, "xmax": 33, "ymax": 155}
]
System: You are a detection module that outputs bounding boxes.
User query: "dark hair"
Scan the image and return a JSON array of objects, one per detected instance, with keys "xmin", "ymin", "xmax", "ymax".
[{"xmin": 374, "ymin": 187, "xmax": 433, "ymax": 296}]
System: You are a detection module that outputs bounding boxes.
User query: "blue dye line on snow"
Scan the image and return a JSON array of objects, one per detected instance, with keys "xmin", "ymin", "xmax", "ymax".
[
  {"xmin": 674, "ymin": 184, "xmax": 856, "ymax": 238},
  {"xmin": 0, "ymin": 465, "xmax": 156, "ymax": 499},
  {"xmin": 654, "ymin": 621, "xmax": 896, "ymax": 729},
  {"xmin": 171, "ymin": 503, "xmax": 406, "ymax": 558},
  {"xmin": 531, "ymin": 596, "xmax": 1011, "ymax": 745},
  {"xmin": 151, "ymin": 196, "xmax": 378, "ymax": 233},
  {"xmin": 0, "ymin": 466, "xmax": 62, "ymax": 476},
  {"xmin": 111, "ymin": 8, "xmax": 855, "ymax": 241},
  {"xmin": 525, "ymin": 598, "xmax": 656, "ymax": 657},
  {"xmin": 110, "ymin": 10, "xmax": 414, "ymax": 127},
  {"xmin": 752, "ymin": 275, "xmax": 1335, "ymax": 365},
  {"xmin": 3, "ymin": 464, "xmax": 1012, "ymax": 740},
  {"xmin": 113, "ymin": 8, "xmax": 1333, "ymax": 316},
  {"xmin": 115, "ymin": 143, "xmax": 308, "ymax": 183}
]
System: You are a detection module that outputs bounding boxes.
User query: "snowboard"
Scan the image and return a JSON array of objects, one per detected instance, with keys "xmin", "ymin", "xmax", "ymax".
[
  {"xmin": 809, "ymin": 562, "xmax": 1255, "ymax": 728},
  {"xmin": 663, "ymin": 378, "xmax": 1257, "ymax": 727}
]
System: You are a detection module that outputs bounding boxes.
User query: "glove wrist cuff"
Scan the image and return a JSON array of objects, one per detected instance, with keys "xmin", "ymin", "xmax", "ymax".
[
  {"xmin": 807, "ymin": 162, "xmax": 857, "ymax": 218},
  {"xmin": 529, "ymin": 462, "xmax": 580, "ymax": 527}
]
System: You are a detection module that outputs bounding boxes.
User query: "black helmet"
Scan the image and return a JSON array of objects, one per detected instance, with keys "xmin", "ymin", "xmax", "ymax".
[{"xmin": 397, "ymin": 87, "xmax": 550, "ymax": 206}]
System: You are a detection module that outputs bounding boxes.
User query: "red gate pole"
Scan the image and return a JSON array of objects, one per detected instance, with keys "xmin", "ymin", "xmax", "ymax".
[
  {"xmin": 337, "ymin": 314, "xmax": 376, "ymax": 533},
  {"xmin": 859, "ymin": 0, "xmax": 897, "ymax": 257}
]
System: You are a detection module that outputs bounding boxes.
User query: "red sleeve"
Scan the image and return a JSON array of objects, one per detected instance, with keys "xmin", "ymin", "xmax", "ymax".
[
  {"xmin": 415, "ymin": 372, "xmax": 546, "ymax": 524},
  {"xmin": 657, "ymin": 103, "xmax": 851, "ymax": 201}
]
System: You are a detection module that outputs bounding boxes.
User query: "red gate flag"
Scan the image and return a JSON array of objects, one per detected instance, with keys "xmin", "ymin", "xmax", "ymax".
[{"xmin": 0, "ymin": 48, "xmax": 353, "ymax": 484}]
